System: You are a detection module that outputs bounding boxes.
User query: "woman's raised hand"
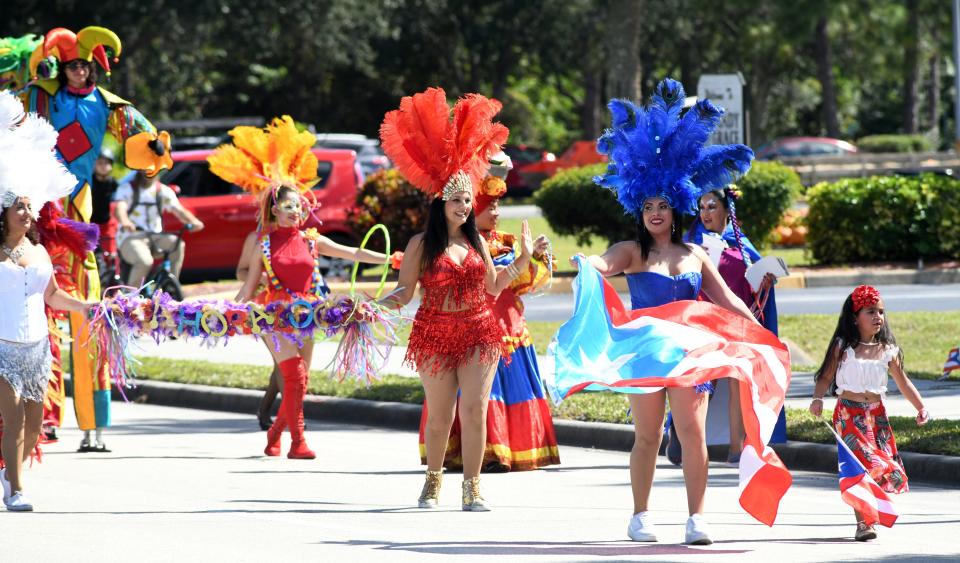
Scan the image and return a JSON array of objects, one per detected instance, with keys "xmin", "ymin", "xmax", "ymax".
[
  {"xmin": 569, "ymin": 252, "xmax": 586, "ymax": 268},
  {"xmin": 519, "ymin": 219, "xmax": 534, "ymax": 258},
  {"xmin": 533, "ymin": 234, "xmax": 550, "ymax": 258}
]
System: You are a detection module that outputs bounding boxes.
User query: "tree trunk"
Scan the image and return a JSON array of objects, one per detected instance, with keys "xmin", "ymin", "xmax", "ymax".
[
  {"xmin": 604, "ymin": 0, "xmax": 643, "ymax": 100},
  {"xmin": 581, "ymin": 67, "xmax": 602, "ymax": 138},
  {"xmin": 902, "ymin": 0, "xmax": 921, "ymax": 134},
  {"xmin": 814, "ymin": 16, "xmax": 841, "ymax": 137},
  {"xmin": 927, "ymin": 23, "xmax": 941, "ymax": 137}
]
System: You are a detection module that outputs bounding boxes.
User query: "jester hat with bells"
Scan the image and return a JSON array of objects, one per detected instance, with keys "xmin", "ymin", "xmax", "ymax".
[
  {"xmin": 379, "ymin": 87, "xmax": 508, "ymax": 203},
  {"xmin": 35, "ymin": 26, "xmax": 122, "ymax": 77},
  {"xmin": 207, "ymin": 116, "xmax": 320, "ymax": 228}
]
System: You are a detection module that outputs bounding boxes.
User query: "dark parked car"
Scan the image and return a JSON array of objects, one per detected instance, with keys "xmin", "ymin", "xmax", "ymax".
[{"xmin": 755, "ymin": 137, "xmax": 857, "ymax": 160}]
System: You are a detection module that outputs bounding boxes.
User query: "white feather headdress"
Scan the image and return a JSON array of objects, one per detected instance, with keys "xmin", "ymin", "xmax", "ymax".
[{"xmin": 0, "ymin": 91, "xmax": 77, "ymax": 218}]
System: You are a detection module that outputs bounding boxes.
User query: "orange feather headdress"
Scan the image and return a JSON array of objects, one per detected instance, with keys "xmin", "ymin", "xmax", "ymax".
[
  {"xmin": 207, "ymin": 116, "xmax": 319, "ymax": 225},
  {"xmin": 379, "ymin": 87, "xmax": 508, "ymax": 200}
]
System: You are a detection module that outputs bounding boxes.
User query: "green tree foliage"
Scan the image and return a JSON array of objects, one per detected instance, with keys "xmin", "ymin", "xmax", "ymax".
[{"xmin": 1, "ymin": 0, "xmax": 952, "ymax": 151}]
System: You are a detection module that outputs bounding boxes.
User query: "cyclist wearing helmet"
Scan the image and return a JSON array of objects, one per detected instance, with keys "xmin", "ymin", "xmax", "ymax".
[{"xmin": 113, "ymin": 172, "xmax": 204, "ymax": 287}]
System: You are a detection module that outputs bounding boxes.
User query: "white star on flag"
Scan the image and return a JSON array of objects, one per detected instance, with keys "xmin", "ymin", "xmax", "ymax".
[{"xmin": 576, "ymin": 346, "xmax": 636, "ymax": 383}]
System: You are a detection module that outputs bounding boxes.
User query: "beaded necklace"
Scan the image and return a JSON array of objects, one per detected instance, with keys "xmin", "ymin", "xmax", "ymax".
[{"xmin": 259, "ymin": 231, "xmax": 323, "ymax": 298}]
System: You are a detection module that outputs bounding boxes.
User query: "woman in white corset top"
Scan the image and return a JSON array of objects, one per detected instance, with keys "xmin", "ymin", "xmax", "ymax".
[
  {"xmin": 809, "ymin": 285, "xmax": 929, "ymax": 542},
  {"xmin": 0, "ymin": 93, "xmax": 96, "ymax": 512}
]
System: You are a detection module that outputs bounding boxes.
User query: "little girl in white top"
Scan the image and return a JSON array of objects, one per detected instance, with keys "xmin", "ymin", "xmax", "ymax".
[{"xmin": 810, "ymin": 285, "xmax": 929, "ymax": 543}]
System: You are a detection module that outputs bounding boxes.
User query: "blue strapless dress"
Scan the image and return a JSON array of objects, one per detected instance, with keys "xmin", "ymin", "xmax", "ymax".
[
  {"xmin": 625, "ymin": 271, "xmax": 702, "ymax": 309},
  {"xmin": 625, "ymin": 271, "xmax": 712, "ymax": 393}
]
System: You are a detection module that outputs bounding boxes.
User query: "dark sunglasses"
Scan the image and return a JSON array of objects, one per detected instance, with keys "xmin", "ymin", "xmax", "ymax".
[{"xmin": 64, "ymin": 60, "xmax": 91, "ymax": 71}]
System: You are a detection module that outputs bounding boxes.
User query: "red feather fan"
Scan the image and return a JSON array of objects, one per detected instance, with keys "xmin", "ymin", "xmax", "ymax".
[
  {"xmin": 380, "ymin": 87, "xmax": 508, "ymax": 198},
  {"xmin": 37, "ymin": 202, "xmax": 100, "ymax": 259}
]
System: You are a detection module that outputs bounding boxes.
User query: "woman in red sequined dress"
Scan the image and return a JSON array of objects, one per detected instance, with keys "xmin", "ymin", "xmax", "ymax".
[
  {"xmin": 417, "ymin": 154, "xmax": 560, "ymax": 472},
  {"xmin": 379, "ymin": 87, "xmax": 528, "ymax": 511}
]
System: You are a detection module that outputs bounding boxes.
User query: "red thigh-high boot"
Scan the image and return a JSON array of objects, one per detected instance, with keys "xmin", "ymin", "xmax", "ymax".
[
  {"xmin": 264, "ymin": 408, "xmax": 287, "ymax": 457},
  {"xmin": 279, "ymin": 357, "xmax": 315, "ymax": 460}
]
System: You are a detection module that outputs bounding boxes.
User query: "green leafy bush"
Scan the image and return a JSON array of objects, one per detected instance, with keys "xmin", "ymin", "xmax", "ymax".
[
  {"xmin": 806, "ymin": 174, "xmax": 960, "ymax": 263},
  {"xmin": 857, "ymin": 134, "xmax": 934, "ymax": 153},
  {"xmin": 534, "ymin": 160, "xmax": 800, "ymax": 249},
  {"xmin": 734, "ymin": 161, "xmax": 803, "ymax": 247},
  {"xmin": 346, "ymin": 169, "xmax": 431, "ymax": 254},
  {"xmin": 534, "ymin": 163, "xmax": 635, "ymax": 246}
]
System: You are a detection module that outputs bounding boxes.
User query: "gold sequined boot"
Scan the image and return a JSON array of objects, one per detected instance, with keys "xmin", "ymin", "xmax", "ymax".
[
  {"xmin": 418, "ymin": 470, "xmax": 443, "ymax": 508},
  {"xmin": 461, "ymin": 476, "xmax": 490, "ymax": 512}
]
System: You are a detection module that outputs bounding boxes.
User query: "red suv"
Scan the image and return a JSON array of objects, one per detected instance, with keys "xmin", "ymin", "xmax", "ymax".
[{"xmin": 158, "ymin": 148, "xmax": 364, "ymax": 279}]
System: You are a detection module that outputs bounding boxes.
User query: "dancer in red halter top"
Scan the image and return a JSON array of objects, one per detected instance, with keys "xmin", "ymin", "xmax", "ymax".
[{"xmin": 211, "ymin": 117, "xmax": 388, "ymax": 460}]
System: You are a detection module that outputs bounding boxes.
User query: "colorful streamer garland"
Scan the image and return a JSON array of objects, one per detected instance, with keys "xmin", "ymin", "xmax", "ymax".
[{"xmin": 86, "ymin": 224, "xmax": 402, "ymax": 389}]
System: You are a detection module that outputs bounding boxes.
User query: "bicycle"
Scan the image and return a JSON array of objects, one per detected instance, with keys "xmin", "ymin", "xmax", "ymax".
[
  {"xmin": 102, "ymin": 225, "xmax": 194, "ymax": 301},
  {"xmin": 136, "ymin": 225, "xmax": 194, "ymax": 301}
]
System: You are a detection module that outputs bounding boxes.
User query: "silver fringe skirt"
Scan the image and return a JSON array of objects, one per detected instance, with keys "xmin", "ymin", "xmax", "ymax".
[{"xmin": 0, "ymin": 338, "xmax": 53, "ymax": 403}]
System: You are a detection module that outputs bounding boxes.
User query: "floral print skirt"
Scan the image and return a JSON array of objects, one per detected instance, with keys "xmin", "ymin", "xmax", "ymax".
[{"xmin": 833, "ymin": 398, "xmax": 908, "ymax": 494}]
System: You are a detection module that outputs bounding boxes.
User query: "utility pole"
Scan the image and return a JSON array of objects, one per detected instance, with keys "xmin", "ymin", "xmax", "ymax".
[{"xmin": 954, "ymin": 0, "xmax": 960, "ymax": 150}]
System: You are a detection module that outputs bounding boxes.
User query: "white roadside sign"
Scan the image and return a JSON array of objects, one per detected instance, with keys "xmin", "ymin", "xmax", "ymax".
[{"xmin": 697, "ymin": 74, "xmax": 745, "ymax": 145}]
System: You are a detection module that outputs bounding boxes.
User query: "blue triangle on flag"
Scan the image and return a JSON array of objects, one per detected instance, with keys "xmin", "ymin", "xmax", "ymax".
[{"xmin": 836, "ymin": 437, "xmax": 866, "ymax": 479}]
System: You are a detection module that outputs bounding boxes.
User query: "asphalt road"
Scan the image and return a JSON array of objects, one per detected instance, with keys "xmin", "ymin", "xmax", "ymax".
[
  {"xmin": 518, "ymin": 284, "xmax": 960, "ymax": 321},
  {"xmin": 6, "ymin": 399, "xmax": 958, "ymax": 562}
]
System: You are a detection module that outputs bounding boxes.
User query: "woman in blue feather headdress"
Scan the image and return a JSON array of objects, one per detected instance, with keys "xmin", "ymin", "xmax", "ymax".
[{"xmin": 569, "ymin": 78, "xmax": 760, "ymax": 545}]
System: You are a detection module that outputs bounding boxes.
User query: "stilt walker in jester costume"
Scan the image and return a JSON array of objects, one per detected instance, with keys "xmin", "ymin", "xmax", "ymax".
[{"xmin": 21, "ymin": 26, "xmax": 172, "ymax": 452}]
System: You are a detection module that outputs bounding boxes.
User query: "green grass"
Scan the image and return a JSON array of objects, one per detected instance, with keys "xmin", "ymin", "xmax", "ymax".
[
  {"xmin": 498, "ymin": 214, "xmax": 608, "ymax": 274},
  {"xmin": 786, "ymin": 407, "xmax": 960, "ymax": 457},
  {"xmin": 778, "ymin": 311, "xmax": 959, "ymax": 380},
  {"xmin": 133, "ymin": 356, "xmax": 956, "ymax": 456},
  {"xmin": 135, "ymin": 357, "xmax": 425, "ymax": 404},
  {"xmin": 772, "ymin": 246, "xmax": 817, "ymax": 268}
]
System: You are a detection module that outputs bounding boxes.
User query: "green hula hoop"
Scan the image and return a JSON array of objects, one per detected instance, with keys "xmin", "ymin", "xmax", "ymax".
[{"xmin": 350, "ymin": 223, "xmax": 391, "ymax": 298}]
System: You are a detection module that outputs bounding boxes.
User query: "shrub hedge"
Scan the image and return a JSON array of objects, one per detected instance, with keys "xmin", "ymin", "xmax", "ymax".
[
  {"xmin": 534, "ymin": 163, "xmax": 635, "ymax": 246},
  {"xmin": 733, "ymin": 161, "xmax": 803, "ymax": 247},
  {"xmin": 806, "ymin": 174, "xmax": 960, "ymax": 263},
  {"xmin": 346, "ymin": 169, "xmax": 431, "ymax": 254},
  {"xmin": 857, "ymin": 134, "xmax": 934, "ymax": 153},
  {"xmin": 534, "ymin": 160, "xmax": 800, "ymax": 248}
]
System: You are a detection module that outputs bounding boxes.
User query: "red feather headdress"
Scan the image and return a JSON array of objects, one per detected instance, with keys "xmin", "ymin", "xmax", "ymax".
[{"xmin": 379, "ymin": 87, "xmax": 508, "ymax": 200}]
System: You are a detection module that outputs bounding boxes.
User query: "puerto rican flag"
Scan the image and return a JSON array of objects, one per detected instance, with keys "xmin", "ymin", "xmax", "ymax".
[
  {"xmin": 545, "ymin": 257, "xmax": 793, "ymax": 526},
  {"xmin": 941, "ymin": 347, "xmax": 959, "ymax": 381},
  {"xmin": 831, "ymin": 426, "xmax": 899, "ymax": 527}
]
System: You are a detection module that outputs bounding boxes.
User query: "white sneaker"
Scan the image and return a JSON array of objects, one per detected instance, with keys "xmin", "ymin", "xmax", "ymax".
[
  {"xmin": 0, "ymin": 468, "xmax": 11, "ymax": 502},
  {"xmin": 5, "ymin": 491, "xmax": 33, "ymax": 512},
  {"xmin": 627, "ymin": 511, "xmax": 658, "ymax": 542},
  {"xmin": 685, "ymin": 513, "xmax": 712, "ymax": 545}
]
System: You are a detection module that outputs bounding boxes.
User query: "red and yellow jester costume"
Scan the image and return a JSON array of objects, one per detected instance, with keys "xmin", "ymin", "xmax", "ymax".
[{"xmin": 208, "ymin": 116, "xmax": 323, "ymax": 459}]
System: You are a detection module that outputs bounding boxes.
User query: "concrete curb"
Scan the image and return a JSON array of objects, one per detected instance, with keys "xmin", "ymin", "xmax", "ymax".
[
  {"xmin": 801, "ymin": 268, "xmax": 960, "ymax": 288},
  {"xmin": 117, "ymin": 380, "xmax": 959, "ymax": 487}
]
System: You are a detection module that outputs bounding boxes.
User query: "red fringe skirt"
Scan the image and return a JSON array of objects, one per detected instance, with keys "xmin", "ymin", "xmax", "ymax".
[
  {"xmin": 833, "ymin": 398, "xmax": 908, "ymax": 494},
  {"xmin": 405, "ymin": 306, "xmax": 502, "ymax": 375}
]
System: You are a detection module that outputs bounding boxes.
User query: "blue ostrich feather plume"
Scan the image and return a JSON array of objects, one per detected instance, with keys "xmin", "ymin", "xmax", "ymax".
[{"xmin": 594, "ymin": 78, "xmax": 754, "ymax": 219}]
